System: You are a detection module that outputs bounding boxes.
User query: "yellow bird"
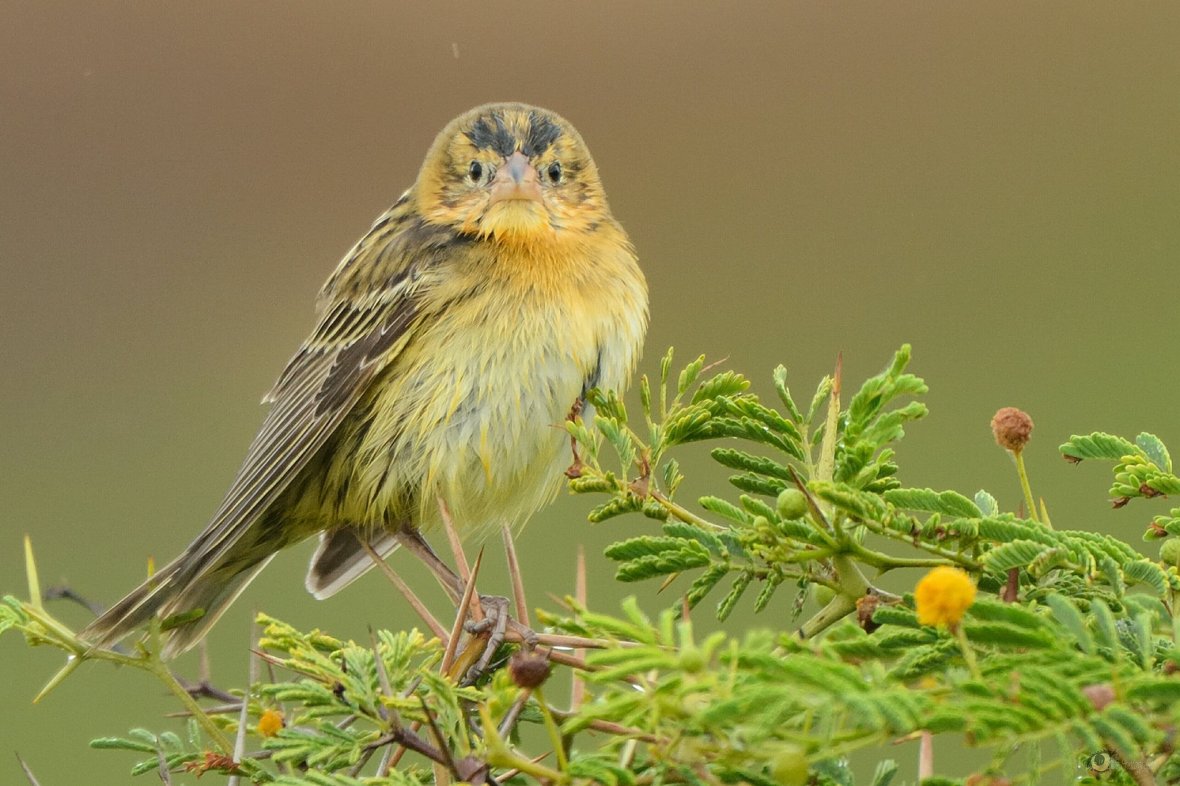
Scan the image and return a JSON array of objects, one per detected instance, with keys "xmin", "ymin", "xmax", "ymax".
[{"xmin": 82, "ymin": 103, "xmax": 649, "ymax": 657}]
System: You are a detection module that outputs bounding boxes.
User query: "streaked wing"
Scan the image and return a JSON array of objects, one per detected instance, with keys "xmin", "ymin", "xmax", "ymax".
[{"xmin": 183, "ymin": 204, "xmax": 433, "ymax": 570}]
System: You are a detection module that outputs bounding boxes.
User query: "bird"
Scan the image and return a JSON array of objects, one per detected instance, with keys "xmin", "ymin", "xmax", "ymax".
[{"xmin": 81, "ymin": 102, "xmax": 649, "ymax": 658}]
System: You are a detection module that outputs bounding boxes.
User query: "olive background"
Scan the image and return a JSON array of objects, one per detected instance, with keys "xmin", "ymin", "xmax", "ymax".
[{"xmin": 3, "ymin": 3, "xmax": 1179, "ymax": 783}]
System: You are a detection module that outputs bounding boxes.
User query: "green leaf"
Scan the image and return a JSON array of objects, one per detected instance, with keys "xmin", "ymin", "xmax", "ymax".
[
  {"xmin": 869, "ymin": 760, "xmax": 900, "ymax": 786},
  {"xmin": 773, "ymin": 364, "xmax": 803, "ymax": 422},
  {"xmin": 1044, "ymin": 594, "xmax": 1094, "ymax": 654},
  {"xmin": 614, "ymin": 541, "xmax": 712, "ymax": 582},
  {"xmin": 974, "ymin": 490, "xmax": 999, "ymax": 517},
  {"xmin": 685, "ymin": 563, "xmax": 731, "ymax": 608},
  {"xmin": 962, "ymin": 621, "xmax": 1055, "ymax": 649},
  {"xmin": 1135, "ymin": 432, "xmax": 1171, "ymax": 472},
  {"xmin": 717, "ymin": 572, "xmax": 751, "ymax": 621},
  {"xmin": 698, "ymin": 495, "xmax": 752, "ymax": 526},
  {"xmin": 90, "ymin": 736, "xmax": 157, "ymax": 753},
  {"xmin": 1059, "ymin": 432, "xmax": 1138, "ymax": 462},
  {"xmin": 661, "ymin": 520, "xmax": 727, "ymax": 555},
  {"xmin": 982, "ymin": 540, "xmax": 1048, "ymax": 573},
  {"xmin": 711, "ymin": 447, "xmax": 794, "ymax": 480},
  {"xmin": 677, "ymin": 354, "xmax": 706, "ymax": 397},
  {"xmin": 884, "ymin": 488, "xmax": 982, "ymax": 518},
  {"xmin": 1123, "ymin": 559, "xmax": 1168, "ymax": 595},
  {"xmin": 691, "ymin": 370, "xmax": 751, "ymax": 404},
  {"xmin": 1089, "ymin": 599, "xmax": 1119, "ymax": 657}
]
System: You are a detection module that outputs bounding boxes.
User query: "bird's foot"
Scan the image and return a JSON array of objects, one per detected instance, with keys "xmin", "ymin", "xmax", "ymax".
[
  {"xmin": 564, "ymin": 398, "xmax": 585, "ymax": 478},
  {"xmin": 459, "ymin": 594, "xmax": 538, "ymax": 684}
]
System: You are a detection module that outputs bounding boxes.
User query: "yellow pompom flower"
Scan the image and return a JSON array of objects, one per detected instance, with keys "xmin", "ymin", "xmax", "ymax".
[
  {"xmin": 257, "ymin": 708, "xmax": 284, "ymax": 738},
  {"xmin": 914, "ymin": 566, "xmax": 976, "ymax": 628}
]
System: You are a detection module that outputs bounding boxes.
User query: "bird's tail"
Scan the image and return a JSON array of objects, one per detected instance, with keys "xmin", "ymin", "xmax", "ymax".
[
  {"xmin": 80, "ymin": 548, "xmax": 275, "ymax": 660},
  {"xmin": 305, "ymin": 527, "xmax": 399, "ymax": 600}
]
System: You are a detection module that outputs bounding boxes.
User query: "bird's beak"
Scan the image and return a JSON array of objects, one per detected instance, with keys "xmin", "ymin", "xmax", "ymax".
[{"xmin": 488, "ymin": 151, "xmax": 543, "ymax": 205}]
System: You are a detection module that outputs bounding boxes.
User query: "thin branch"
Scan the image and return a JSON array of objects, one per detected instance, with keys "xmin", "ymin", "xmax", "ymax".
[
  {"xmin": 438, "ymin": 498, "xmax": 473, "ymax": 602},
  {"xmin": 226, "ymin": 618, "xmax": 259, "ymax": 786},
  {"xmin": 441, "ymin": 548, "xmax": 484, "ymax": 678},
  {"xmin": 501, "ymin": 524, "xmax": 530, "ymax": 629},
  {"xmin": 41, "ymin": 584, "xmax": 106, "ymax": 617},
  {"xmin": 1107, "ymin": 747, "xmax": 1155, "ymax": 786},
  {"xmin": 15, "ymin": 754, "xmax": 41, "ymax": 786},
  {"xmin": 363, "ymin": 539, "xmax": 450, "ymax": 641},
  {"xmin": 570, "ymin": 546, "xmax": 587, "ymax": 713}
]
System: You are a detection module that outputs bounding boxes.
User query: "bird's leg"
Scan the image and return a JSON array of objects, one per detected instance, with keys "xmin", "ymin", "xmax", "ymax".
[
  {"xmin": 395, "ymin": 529, "xmax": 465, "ymax": 603},
  {"xmin": 564, "ymin": 397, "xmax": 585, "ymax": 479},
  {"xmin": 395, "ymin": 529, "xmax": 537, "ymax": 683}
]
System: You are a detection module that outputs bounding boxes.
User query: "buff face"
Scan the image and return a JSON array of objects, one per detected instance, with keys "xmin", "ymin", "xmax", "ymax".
[{"xmin": 418, "ymin": 106, "xmax": 608, "ymax": 242}]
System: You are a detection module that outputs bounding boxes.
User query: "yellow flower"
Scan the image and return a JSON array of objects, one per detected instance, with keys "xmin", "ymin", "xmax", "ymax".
[
  {"xmin": 257, "ymin": 708, "xmax": 284, "ymax": 738},
  {"xmin": 914, "ymin": 566, "xmax": 976, "ymax": 628}
]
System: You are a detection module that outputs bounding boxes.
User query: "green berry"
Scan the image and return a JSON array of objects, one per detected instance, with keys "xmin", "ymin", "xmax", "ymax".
[
  {"xmin": 777, "ymin": 488, "xmax": 808, "ymax": 520},
  {"xmin": 770, "ymin": 745, "xmax": 809, "ymax": 786},
  {"xmin": 812, "ymin": 584, "xmax": 835, "ymax": 607},
  {"xmin": 1160, "ymin": 538, "xmax": 1180, "ymax": 567}
]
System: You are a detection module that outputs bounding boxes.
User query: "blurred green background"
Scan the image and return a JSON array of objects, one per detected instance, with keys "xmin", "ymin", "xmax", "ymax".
[{"xmin": 3, "ymin": 3, "xmax": 1179, "ymax": 783}]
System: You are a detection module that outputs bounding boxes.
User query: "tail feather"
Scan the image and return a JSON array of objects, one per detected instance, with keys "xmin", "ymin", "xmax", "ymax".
[
  {"xmin": 306, "ymin": 528, "xmax": 399, "ymax": 600},
  {"xmin": 157, "ymin": 555, "xmax": 275, "ymax": 659},
  {"xmin": 80, "ymin": 550, "xmax": 277, "ymax": 658},
  {"xmin": 80, "ymin": 559, "xmax": 188, "ymax": 649}
]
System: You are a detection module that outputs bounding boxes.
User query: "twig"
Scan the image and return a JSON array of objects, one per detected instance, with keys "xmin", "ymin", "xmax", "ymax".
[
  {"xmin": 15, "ymin": 754, "xmax": 41, "ymax": 786},
  {"xmin": 533, "ymin": 685, "xmax": 569, "ymax": 772},
  {"xmin": 178, "ymin": 677, "xmax": 238, "ymax": 704},
  {"xmin": 156, "ymin": 745, "xmax": 174, "ymax": 785},
  {"xmin": 363, "ymin": 539, "xmax": 450, "ymax": 641},
  {"xmin": 918, "ymin": 731, "xmax": 933, "ymax": 780},
  {"xmin": 501, "ymin": 524, "xmax": 530, "ymax": 629},
  {"xmin": 441, "ymin": 548, "xmax": 484, "ymax": 678},
  {"xmin": 226, "ymin": 618, "xmax": 259, "ymax": 786},
  {"xmin": 438, "ymin": 498, "xmax": 473, "ymax": 601},
  {"xmin": 41, "ymin": 584, "xmax": 106, "ymax": 617},
  {"xmin": 418, "ymin": 695, "xmax": 460, "ymax": 783},
  {"xmin": 570, "ymin": 546, "xmax": 587, "ymax": 712},
  {"xmin": 1107, "ymin": 747, "xmax": 1155, "ymax": 786},
  {"xmin": 495, "ymin": 751, "xmax": 552, "ymax": 782}
]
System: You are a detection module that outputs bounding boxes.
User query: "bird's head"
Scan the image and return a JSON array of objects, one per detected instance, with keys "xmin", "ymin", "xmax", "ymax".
[{"xmin": 415, "ymin": 103, "xmax": 610, "ymax": 246}]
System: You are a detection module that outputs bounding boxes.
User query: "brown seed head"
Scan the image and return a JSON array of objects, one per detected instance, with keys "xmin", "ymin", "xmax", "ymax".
[
  {"xmin": 1081, "ymin": 682, "xmax": 1116, "ymax": 711},
  {"xmin": 509, "ymin": 649, "xmax": 552, "ymax": 689},
  {"xmin": 991, "ymin": 407, "xmax": 1033, "ymax": 452}
]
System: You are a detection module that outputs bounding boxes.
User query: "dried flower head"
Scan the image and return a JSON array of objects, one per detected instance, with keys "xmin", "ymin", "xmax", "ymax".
[
  {"xmin": 1081, "ymin": 682, "xmax": 1116, "ymax": 711},
  {"xmin": 257, "ymin": 708, "xmax": 284, "ymax": 738},
  {"xmin": 991, "ymin": 407, "xmax": 1033, "ymax": 452},
  {"xmin": 914, "ymin": 566, "xmax": 977, "ymax": 628},
  {"xmin": 509, "ymin": 649, "xmax": 552, "ymax": 689}
]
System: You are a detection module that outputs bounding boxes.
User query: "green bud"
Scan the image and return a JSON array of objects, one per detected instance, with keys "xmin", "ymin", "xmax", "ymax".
[
  {"xmin": 770, "ymin": 745, "xmax": 809, "ymax": 786},
  {"xmin": 811, "ymin": 583, "xmax": 835, "ymax": 607},
  {"xmin": 777, "ymin": 488, "xmax": 808, "ymax": 520},
  {"xmin": 1160, "ymin": 538, "xmax": 1180, "ymax": 567},
  {"xmin": 679, "ymin": 647, "xmax": 705, "ymax": 674}
]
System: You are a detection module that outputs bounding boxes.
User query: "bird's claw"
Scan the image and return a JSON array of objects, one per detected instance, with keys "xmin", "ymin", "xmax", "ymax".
[{"xmin": 459, "ymin": 594, "xmax": 538, "ymax": 684}]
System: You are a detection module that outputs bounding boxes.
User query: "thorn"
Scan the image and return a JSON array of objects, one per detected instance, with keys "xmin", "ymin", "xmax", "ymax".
[
  {"xmin": 657, "ymin": 572, "xmax": 681, "ymax": 593},
  {"xmin": 571, "ymin": 546, "xmax": 587, "ymax": 712},
  {"xmin": 361, "ymin": 540, "xmax": 449, "ymax": 642},
  {"xmin": 437, "ymin": 497, "xmax": 472, "ymax": 588},
  {"xmin": 441, "ymin": 548, "xmax": 484, "ymax": 678},
  {"xmin": 23, "ymin": 536, "xmax": 42, "ymax": 613},
  {"xmin": 15, "ymin": 753, "xmax": 42, "ymax": 786},
  {"xmin": 501, "ymin": 524, "xmax": 530, "ymax": 629}
]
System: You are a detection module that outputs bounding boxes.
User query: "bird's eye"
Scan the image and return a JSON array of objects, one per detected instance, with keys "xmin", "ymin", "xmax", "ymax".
[
  {"xmin": 546, "ymin": 161, "xmax": 563, "ymax": 184},
  {"xmin": 468, "ymin": 161, "xmax": 484, "ymax": 183}
]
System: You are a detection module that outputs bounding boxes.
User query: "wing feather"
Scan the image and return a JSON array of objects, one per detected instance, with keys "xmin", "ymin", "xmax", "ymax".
[{"xmin": 180, "ymin": 206, "xmax": 438, "ymax": 572}]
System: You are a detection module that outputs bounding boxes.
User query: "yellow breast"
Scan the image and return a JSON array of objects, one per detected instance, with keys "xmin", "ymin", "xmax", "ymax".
[{"xmin": 339, "ymin": 231, "xmax": 647, "ymax": 538}]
